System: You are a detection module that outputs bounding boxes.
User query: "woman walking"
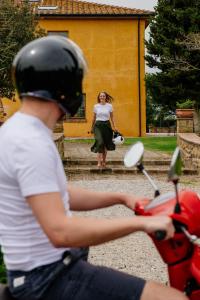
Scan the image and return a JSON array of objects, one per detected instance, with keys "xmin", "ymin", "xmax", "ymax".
[{"xmin": 91, "ymin": 91, "xmax": 117, "ymax": 168}]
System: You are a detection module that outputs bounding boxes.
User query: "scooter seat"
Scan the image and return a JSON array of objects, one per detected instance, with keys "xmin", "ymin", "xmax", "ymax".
[{"xmin": 0, "ymin": 284, "xmax": 15, "ymax": 300}]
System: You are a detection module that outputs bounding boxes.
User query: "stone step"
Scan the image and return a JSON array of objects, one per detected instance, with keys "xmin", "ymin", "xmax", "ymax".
[
  {"xmin": 63, "ymin": 159, "xmax": 171, "ymax": 167},
  {"xmin": 64, "ymin": 165, "xmax": 197, "ymax": 176}
]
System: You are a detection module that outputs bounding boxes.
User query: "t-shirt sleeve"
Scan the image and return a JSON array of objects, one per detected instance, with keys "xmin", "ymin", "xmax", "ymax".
[
  {"xmin": 13, "ymin": 139, "xmax": 60, "ymax": 197},
  {"xmin": 109, "ymin": 104, "xmax": 113, "ymax": 113}
]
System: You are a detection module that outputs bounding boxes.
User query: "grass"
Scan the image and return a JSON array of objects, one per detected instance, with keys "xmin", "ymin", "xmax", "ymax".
[
  {"xmin": 65, "ymin": 136, "xmax": 177, "ymax": 154},
  {"xmin": 124, "ymin": 137, "xmax": 177, "ymax": 153}
]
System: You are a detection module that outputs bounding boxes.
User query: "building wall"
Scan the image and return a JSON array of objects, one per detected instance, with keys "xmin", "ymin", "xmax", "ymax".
[
  {"xmin": 39, "ymin": 17, "xmax": 146, "ymax": 137},
  {"xmin": 139, "ymin": 19, "xmax": 147, "ymax": 136},
  {"xmin": 0, "ymin": 99, "xmax": 4, "ymax": 124},
  {"xmin": 0, "ymin": 97, "xmax": 21, "ymax": 122}
]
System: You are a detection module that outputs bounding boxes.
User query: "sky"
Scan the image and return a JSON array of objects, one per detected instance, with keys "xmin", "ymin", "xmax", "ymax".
[{"xmin": 80, "ymin": 0, "xmax": 158, "ymax": 11}]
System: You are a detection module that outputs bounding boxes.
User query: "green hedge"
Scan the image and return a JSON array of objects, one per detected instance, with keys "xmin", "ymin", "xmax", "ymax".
[{"xmin": 0, "ymin": 250, "xmax": 6, "ymax": 283}]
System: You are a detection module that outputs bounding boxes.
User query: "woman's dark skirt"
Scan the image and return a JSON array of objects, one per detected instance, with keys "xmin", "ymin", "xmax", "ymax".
[{"xmin": 91, "ymin": 121, "xmax": 115, "ymax": 153}]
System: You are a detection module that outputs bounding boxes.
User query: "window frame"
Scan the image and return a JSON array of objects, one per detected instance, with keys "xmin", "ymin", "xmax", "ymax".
[
  {"xmin": 47, "ymin": 31, "xmax": 69, "ymax": 37},
  {"xmin": 66, "ymin": 93, "xmax": 86, "ymax": 123}
]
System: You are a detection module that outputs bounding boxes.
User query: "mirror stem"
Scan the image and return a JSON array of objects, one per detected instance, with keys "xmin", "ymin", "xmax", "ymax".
[
  {"xmin": 174, "ymin": 179, "xmax": 181, "ymax": 213},
  {"xmin": 137, "ymin": 163, "xmax": 160, "ymax": 197}
]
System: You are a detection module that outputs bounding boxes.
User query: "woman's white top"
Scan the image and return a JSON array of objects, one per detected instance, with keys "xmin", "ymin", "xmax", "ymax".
[{"xmin": 94, "ymin": 103, "xmax": 113, "ymax": 121}]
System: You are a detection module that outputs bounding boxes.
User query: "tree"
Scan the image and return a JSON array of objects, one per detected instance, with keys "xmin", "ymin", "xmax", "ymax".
[
  {"xmin": 145, "ymin": 0, "xmax": 200, "ymax": 124},
  {"xmin": 146, "ymin": 75, "xmax": 176, "ymax": 132},
  {"xmin": 0, "ymin": 0, "xmax": 46, "ymax": 98},
  {"xmin": 167, "ymin": 33, "xmax": 200, "ymax": 72}
]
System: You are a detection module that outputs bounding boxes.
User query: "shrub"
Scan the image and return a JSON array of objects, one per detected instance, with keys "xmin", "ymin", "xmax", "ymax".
[
  {"xmin": 0, "ymin": 249, "xmax": 6, "ymax": 283},
  {"xmin": 176, "ymin": 100, "xmax": 195, "ymax": 109}
]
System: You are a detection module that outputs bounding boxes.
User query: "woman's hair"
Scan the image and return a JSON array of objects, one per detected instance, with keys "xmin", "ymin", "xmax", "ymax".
[{"xmin": 97, "ymin": 92, "xmax": 114, "ymax": 103}]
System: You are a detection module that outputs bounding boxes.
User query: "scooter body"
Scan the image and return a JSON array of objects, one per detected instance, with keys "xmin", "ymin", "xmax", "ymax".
[
  {"xmin": 124, "ymin": 142, "xmax": 200, "ymax": 299},
  {"xmin": 135, "ymin": 188, "xmax": 200, "ymax": 299}
]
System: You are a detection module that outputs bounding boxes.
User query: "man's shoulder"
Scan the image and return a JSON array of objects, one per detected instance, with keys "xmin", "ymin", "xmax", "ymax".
[{"xmin": 1, "ymin": 117, "xmax": 52, "ymax": 152}]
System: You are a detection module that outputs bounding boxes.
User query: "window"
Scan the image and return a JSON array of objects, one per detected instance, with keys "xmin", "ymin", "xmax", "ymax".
[
  {"xmin": 48, "ymin": 31, "xmax": 68, "ymax": 37},
  {"xmin": 66, "ymin": 94, "xmax": 86, "ymax": 122},
  {"xmin": 38, "ymin": 6, "xmax": 58, "ymax": 10}
]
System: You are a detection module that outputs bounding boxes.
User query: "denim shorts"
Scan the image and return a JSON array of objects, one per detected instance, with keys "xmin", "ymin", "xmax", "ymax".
[{"xmin": 7, "ymin": 248, "xmax": 145, "ymax": 300}]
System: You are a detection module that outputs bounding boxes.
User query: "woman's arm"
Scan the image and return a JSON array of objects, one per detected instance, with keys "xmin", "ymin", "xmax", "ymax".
[
  {"xmin": 110, "ymin": 112, "xmax": 117, "ymax": 131},
  {"xmin": 91, "ymin": 113, "xmax": 96, "ymax": 133}
]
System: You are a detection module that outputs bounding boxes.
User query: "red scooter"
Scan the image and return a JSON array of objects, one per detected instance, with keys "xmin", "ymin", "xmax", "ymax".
[{"xmin": 124, "ymin": 142, "xmax": 200, "ymax": 299}]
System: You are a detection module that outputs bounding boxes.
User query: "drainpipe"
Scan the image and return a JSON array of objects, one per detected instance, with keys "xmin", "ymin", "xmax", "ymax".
[{"xmin": 137, "ymin": 18, "xmax": 142, "ymax": 137}]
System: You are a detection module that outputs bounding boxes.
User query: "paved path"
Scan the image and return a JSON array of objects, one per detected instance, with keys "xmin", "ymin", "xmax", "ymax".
[
  {"xmin": 64, "ymin": 141, "xmax": 197, "ymax": 176},
  {"xmin": 64, "ymin": 141, "xmax": 171, "ymax": 160},
  {"xmin": 64, "ymin": 141, "xmax": 200, "ymax": 284},
  {"xmin": 72, "ymin": 176, "xmax": 200, "ymax": 284}
]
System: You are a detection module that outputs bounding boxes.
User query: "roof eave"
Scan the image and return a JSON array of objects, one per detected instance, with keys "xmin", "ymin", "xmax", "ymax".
[{"xmin": 37, "ymin": 13, "xmax": 154, "ymax": 18}]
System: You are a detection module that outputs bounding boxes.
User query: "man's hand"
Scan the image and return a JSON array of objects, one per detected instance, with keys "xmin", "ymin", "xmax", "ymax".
[
  {"xmin": 121, "ymin": 194, "xmax": 150, "ymax": 211},
  {"xmin": 142, "ymin": 216, "xmax": 175, "ymax": 240},
  {"xmin": 121, "ymin": 196, "xmax": 174, "ymax": 240}
]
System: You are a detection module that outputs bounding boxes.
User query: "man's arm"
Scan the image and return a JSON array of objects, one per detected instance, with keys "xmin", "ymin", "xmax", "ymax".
[
  {"xmin": 68, "ymin": 184, "xmax": 140, "ymax": 211},
  {"xmin": 27, "ymin": 192, "xmax": 174, "ymax": 248}
]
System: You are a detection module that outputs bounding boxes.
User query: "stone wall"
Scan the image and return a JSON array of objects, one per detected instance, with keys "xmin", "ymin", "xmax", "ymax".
[
  {"xmin": 177, "ymin": 133, "xmax": 200, "ymax": 172},
  {"xmin": 176, "ymin": 118, "xmax": 194, "ymax": 133},
  {"xmin": 148, "ymin": 126, "xmax": 176, "ymax": 134},
  {"xmin": 53, "ymin": 133, "xmax": 64, "ymax": 160},
  {"xmin": 53, "ymin": 121, "xmax": 64, "ymax": 159}
]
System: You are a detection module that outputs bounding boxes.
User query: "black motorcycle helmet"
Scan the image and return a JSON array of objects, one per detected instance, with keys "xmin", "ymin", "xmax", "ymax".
[{"xmin": 12, "ymin": 35, "xmax": 87, "ymax": 116}]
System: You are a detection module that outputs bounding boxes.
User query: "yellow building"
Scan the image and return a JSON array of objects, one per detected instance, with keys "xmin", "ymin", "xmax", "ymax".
[{"xmin": 2, "ymin": 0, "xmax": 153, "ymax": 137}]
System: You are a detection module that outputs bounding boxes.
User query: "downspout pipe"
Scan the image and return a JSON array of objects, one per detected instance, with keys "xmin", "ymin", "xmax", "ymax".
[{"xmin": 137, "ymin": 18, "xmax": 142, "ymax": 137}]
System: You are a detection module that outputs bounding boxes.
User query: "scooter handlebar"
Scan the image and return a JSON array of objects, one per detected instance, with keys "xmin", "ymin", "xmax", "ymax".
[{"xmin": 154, "ymin": 230, "xmax": 167, "ymax": 240}]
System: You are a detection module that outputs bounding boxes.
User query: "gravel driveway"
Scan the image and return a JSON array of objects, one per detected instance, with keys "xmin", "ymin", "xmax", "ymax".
[{"xmin": 69, "ymin": 174, "xmax": 200, "ymax": 284}]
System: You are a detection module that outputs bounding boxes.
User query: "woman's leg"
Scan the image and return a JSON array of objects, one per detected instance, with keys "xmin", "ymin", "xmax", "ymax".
[
  {"xmin": 97, "ymin": 153, "xmax": 103, "ymax": 167},
  {"xmin": 102, "ymin": 149, "xmax": 107, "ymax": 167}
]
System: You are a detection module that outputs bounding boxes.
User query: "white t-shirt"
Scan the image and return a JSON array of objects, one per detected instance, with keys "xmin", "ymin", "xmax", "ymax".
[
  {"xmin": 0, "ymin": 112, "xmax": 70, "ymax": 271},
  {"xmin": 94, "ymin": 103, "xmax": 113, "ymax": 121}
]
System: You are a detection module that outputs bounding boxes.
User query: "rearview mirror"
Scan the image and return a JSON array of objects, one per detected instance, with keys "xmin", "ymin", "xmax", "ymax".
[
  {"xmin": 124, "ymin": 142, "xmax": 144, "ymax": 168},
  {"xmin": 168, "ymin": 147, "xmax": 182, "ymax": 182}
]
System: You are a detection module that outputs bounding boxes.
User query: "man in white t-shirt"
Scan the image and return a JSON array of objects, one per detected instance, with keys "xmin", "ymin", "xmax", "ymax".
[{"xmin": 0, "ymin": 36, "xmax": 187, "ymax": 300}]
